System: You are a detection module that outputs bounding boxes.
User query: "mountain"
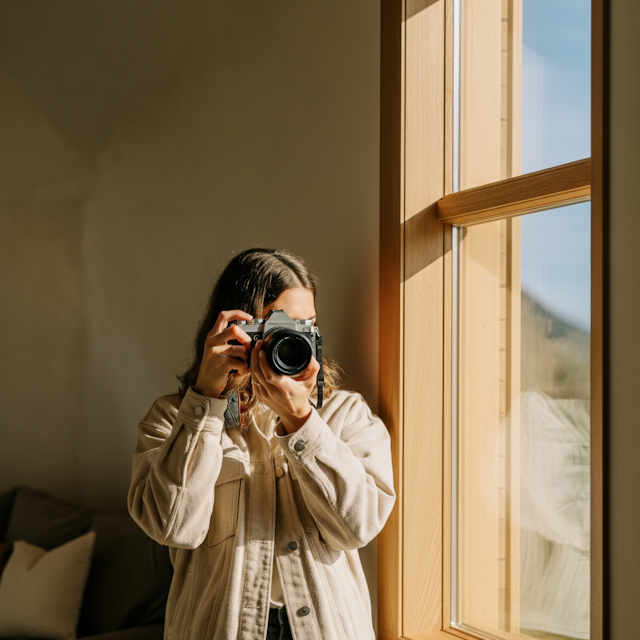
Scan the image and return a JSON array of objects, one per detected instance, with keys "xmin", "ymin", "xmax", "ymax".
[{"xmin": 521, "ymin": 290, "xmax": 590, "ymax": 400}]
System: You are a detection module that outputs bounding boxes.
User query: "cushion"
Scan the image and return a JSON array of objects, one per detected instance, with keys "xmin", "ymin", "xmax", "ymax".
[
  {"xmin": 0, "ymin": 489, "xmax": 17, "ymax": 543},
  {"xmin": 76, "ymin": 515, "xmax": 173, "ymax": 637},
  {"xmin": 5, "ymin": 487, "xmax": 92, "ymax": 551},
  {"xmin": 0, "ymin": 531, "xmax": 96, "ymax": 640},
  {"xmin": 0, "ymin": 543, "xmax": 12, "ymax": 576}
]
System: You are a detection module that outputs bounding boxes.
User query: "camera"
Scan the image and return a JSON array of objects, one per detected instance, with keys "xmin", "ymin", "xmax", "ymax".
[{"xmin": 229, "ymin": 310, "xmax": 325, "ymax": 407}]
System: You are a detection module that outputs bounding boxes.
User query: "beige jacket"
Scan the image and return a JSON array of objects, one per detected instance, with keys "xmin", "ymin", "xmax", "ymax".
[{"xmin": 128, "ymin": 387, "xmax": 395, "ymax": 640}]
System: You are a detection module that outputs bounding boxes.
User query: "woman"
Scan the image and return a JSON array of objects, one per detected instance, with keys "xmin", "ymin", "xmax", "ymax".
[{"xmin": 128, "ymin": 248, "xmax": 395, "ymax": 640}]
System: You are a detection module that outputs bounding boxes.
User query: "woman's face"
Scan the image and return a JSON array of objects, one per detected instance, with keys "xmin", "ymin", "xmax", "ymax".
[{"xmin": 262, "ymin": 286, "xmax": 316, "ymax": 323}]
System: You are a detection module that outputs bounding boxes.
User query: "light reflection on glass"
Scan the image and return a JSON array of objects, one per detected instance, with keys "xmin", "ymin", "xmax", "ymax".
[{"xmin": 456, "ymin": 203, "xmax": 591, "ymax": 640}]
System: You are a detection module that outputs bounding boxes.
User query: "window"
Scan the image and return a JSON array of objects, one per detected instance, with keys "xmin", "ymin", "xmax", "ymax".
[{"xmin": 378, "ymin": 1, "xmax": 605, "ymax": 639}]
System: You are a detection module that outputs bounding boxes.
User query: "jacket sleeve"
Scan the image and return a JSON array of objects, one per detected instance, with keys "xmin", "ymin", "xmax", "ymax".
[
  {"xmin": 275, "ymin": 393, "xmax": 396, "ymax": 551},
  {"xmin": 127, "ymin": 388, "xmax": 227, "ymax": 549}
]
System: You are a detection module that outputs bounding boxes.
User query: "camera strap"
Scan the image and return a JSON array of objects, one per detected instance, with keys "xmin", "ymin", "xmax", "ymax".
[
  {"xmin": 316, "ymin": 334, "xmax": 324, "ymax": 409},
  {"xmin": 223, "ymin": 388, "xmax": 241, "ymax": 428}
]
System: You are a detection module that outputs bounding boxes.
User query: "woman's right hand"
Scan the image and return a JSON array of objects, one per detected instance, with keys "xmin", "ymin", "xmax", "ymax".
[{"xmin": 193, "ymin": 310, "xmax": 254, "ymax": 398}]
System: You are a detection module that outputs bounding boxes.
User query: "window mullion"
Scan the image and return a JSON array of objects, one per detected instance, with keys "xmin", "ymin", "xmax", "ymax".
[{"xmin": 438, "ymin": 158, "xmax": 591, "ymax": 226}]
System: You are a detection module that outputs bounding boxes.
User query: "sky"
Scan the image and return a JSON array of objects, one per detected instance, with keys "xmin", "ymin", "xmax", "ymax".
[
  {"xmin": 519, "ymin": 0, "xmax": 592, "ymax": 331},
  {"xmin": 520, "ymin": 202, "xmax": 591, "ymax": 332}
]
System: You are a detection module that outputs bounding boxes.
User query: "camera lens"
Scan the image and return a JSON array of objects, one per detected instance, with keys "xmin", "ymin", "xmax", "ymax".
[
  {"xmin": 265, "ymin": 330, "xmax": 313, "ymax": 375},
  {"xmin": 277, "ymin": 339, "xmax": 305, "ymax": 367}
]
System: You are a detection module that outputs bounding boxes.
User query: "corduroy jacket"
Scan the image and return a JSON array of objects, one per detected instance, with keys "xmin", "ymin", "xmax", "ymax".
[{"xmin": 128, "ymin": 386, "xmax": 396, "ymax": 640}]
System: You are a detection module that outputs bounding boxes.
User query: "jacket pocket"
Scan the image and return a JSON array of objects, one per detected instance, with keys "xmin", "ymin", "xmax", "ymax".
[{"xmin": 205, "ymin": 456, "xmax": 245, "ymax": 547}]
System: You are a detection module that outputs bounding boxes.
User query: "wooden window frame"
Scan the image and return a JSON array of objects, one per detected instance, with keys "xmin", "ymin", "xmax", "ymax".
[{"xmin": 377, "ymin": 1, "xmax": 608, "ymax": 639}]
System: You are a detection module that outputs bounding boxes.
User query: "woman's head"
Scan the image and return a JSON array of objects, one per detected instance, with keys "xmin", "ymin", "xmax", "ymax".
[
  {"xmin": 207, "ymin": 248, "xmax": 318, "ymax": 320},
  {"xmin": 178, "ymin": 248, "xmax": 340, "ymax": 424}
]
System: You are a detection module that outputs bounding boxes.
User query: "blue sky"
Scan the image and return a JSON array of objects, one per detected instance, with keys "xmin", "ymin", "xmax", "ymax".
[
  {"xmin": 520, "ymin": 0, "xmax": 591, "ymax": 331},
  {"xmin": 521, "ymin": 202, "xmax": 591, "ymax": 332}
]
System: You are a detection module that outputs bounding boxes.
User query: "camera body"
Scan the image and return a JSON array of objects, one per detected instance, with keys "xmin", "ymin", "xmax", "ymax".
[{"xmin": 230, "ymin": 309, "xmax": 325, "ymax": 407}]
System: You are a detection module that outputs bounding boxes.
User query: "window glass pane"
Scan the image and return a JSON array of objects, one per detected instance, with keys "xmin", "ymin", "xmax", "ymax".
[
  {"xmin": 455, "ymin": 202, "xmax": 591, "ymax": 640},
  {"xmin": 459, "ymin": 0, "xmax": 591, "ymax": 190}
]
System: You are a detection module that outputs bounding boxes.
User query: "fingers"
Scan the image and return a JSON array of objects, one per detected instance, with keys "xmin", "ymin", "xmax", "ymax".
[
  {"xmin": 258, "ymin": 350, "xmax": 282, "ymax": 386},
  {"xmin": 292, "ymin": 356, "xmax": 320, "ymax": 382},
  {"xmin": 202, "ymin": 327, "xmax": 251, "ymax": 379},
  {"xmin": 220, "ymin": 345, "xmax": 249, "ymax": 361},
  {"xmin": 210, "ymin": 309, "xmax": 253, "ymax": 337},
  {"xmin": 250, "ymin": 340, "xmax": 271, "ymax": 389},
  {"xmin": 208, "ymin": 324, "xmax": 253, "ymax": 350},
  {"xmin": 249, "ymin": 340, "xmax": 280, "ymax": 387}
]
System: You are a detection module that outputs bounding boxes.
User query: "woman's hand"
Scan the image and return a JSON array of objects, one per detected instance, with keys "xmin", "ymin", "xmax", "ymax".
[
  {"xmin": 193, "ymin": 310, "xmax": 254, "ymax": 398},
  {"xmin": 250, "ymin": 339, "xmax": 320, "ymax": 434}
]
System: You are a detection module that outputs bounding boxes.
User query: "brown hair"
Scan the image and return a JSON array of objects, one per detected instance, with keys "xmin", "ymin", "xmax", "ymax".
[{"xmin": 178, "ymin": 248, "xmax": 341, "ymax": 430}]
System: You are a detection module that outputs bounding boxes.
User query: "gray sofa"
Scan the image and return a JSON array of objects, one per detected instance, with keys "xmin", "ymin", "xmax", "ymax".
[{"xmin": 0, "ymin": 487, "xmax": 173, "ymax": 640}]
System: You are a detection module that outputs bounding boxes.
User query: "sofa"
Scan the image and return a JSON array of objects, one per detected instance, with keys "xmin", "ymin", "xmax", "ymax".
[{"xmin": 0, "ymin": 486, "xmax": 173, "ymax": 640}]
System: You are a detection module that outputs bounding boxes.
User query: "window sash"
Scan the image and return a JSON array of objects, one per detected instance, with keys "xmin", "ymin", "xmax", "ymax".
[{"xmin": 377, "ymin": 0, "xmax": 606, "ymax": 639}]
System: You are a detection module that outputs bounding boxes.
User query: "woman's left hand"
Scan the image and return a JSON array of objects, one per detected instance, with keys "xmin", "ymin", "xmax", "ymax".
[{"xmin": 250, "ymin": 340, "xmax": 320, "ymax": 434}]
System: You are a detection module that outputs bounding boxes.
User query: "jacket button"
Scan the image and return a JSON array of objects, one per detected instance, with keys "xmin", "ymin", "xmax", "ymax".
[
  {"xmin": 293, "ymin": 440, "xmax": 306, "ymax": 452},
  {"xmin": 298, "ymin": 606, "xmax": 310, "ymax": 617},
  {"xmin": 194, "ymin": 405, "xmax": 204, "ymax": 416},
  {"xmin": 288, "ymin": 541, "xmax": 298, "ymax": 551}
]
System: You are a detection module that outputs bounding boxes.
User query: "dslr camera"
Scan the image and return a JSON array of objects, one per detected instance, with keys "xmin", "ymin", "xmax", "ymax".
[{"xmin": 229, "ymin": 310, "xmax": 325, "ymax": 407}]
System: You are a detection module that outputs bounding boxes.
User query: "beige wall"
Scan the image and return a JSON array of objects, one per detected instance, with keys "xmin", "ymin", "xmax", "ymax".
[
  {"xmin": 0, "ymin": 69, "xmax": 89, "ymax": 504},
  {"xmin": 0, "ymin": 0, "xmax": 381, "ymax": 627},
  {"xmin": 609, "ymin": 1, "xmax": 640, "ymax": 636}
]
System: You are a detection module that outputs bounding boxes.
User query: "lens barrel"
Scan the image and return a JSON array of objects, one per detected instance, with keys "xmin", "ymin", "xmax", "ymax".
[{"xmin": 264, "ymin": 329, "xmax": 313, "ymax": 375}]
